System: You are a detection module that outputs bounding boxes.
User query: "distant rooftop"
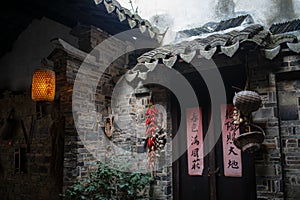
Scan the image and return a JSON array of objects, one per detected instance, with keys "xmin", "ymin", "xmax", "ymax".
[
  {"xmin": 178, "ymin": 15, "xmax": 254, "ymax": 37},
  {"xmin": 270, "ymin": 19, "xmax": 300, "ymax": 34}
]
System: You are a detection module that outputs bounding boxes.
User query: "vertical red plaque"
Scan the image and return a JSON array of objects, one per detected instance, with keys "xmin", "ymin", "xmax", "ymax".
[
  {"xmin": 221, "ymin": 104, "xmax": 242, "ymax": 177},
  {"xmin": 186, "ymin": 107, "xmax": 204, "ymax": 176}
]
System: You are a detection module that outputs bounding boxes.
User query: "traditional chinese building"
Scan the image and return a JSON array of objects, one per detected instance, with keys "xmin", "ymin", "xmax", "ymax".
[
  {"xmin": 0, "ymin": 0, "xmax": 160, "ymax": 199},
  {"xmin": 0, "ymin": 0, "xmax": 300, "ymax": 200},
  {"xmin": 131, "ymin": 14, "xmax": 300, "ymax": 200}
]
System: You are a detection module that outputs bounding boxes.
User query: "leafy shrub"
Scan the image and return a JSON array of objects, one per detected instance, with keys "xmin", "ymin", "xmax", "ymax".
[{"xmin": 65, "ymin": 162, "xmax": 154, "ymax": 200}]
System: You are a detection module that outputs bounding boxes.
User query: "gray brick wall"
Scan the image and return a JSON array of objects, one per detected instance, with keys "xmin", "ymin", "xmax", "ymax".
[
  {"xmin": 251, "ymin": 53, "xmax": 300, "ymax": 200},
  {"xmin": 50, "ymin": 25, "xmax": 172, "ymax": 199}
]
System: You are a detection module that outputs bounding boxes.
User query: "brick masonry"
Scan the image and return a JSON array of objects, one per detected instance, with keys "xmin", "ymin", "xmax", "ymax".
[
  {"xmin": 49, "ymin": 25, "xmax": 173, "ymax": 199},
  {"xmin": 250, "ymin": 52, "xmax": 300, "ymax": 200},
  {"xmin": 0, "ymin": 92, "xmax": 64, "ymax": 200},
  {"xmin": 46, "ymin": 25, "xmax": 300, "ymax": 200},
  {"xmin": 2, "ymin": 23, "xmax": 299, "ymax": 200}
]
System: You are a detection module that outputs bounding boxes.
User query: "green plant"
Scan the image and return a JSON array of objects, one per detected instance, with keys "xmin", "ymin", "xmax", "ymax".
[{"xmin": 65, "ymin": 162, "xmax": 154, "ymax": 200}]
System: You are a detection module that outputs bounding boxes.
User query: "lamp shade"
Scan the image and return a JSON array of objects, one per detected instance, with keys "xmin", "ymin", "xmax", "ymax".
[
  {"xmin": 233, "ymin": 90, "xmax": 261, "ymax": 114},
  {"xmin": 31, "ymin": 69, "xmax": 55, "ymax": 101}
]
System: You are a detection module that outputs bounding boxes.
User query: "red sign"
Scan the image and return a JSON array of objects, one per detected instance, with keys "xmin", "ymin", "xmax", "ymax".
[
  {"xmin": 186, "ymin": 107, "xmax": 204, "ymax": 176},
  {"xmin": 221, "ymin": 104, "xmax": 242, "ymax": 177}
]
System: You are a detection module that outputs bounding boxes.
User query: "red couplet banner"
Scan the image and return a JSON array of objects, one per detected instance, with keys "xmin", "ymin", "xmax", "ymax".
[
  {"xmin": 221, "ymin": 104, "xmax": 242, "ymax": 177},
  {"xmin": 186, "ymin": 107, "xmax": 204, "ymax": 176}
]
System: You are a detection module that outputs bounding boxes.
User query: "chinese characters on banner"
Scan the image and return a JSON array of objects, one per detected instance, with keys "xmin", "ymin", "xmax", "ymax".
[
  {"xmin": 221, "ymin": 104, "xmax": 242, "ymax": 177},
  {"xmin": 186, "ymin": 107, "xmax": 204, "ymax": 176}
]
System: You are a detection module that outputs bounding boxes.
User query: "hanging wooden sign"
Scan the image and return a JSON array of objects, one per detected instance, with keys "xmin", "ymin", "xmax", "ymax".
[
  {"xmin": 221, "ymin": 104, "xmax": 242, "ymax": 177},
  {"xmin": 186, "ymin": 107, "xmax": 204, "ymax": 176}
]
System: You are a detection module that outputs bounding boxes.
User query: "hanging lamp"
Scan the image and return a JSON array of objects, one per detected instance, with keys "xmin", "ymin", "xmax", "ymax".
[
  {"xmin": 31, "ymin": 59, "xmax": 56, "ymax": 102},
  {"xmin": 232, "ymin": 53, "xmax": 264, "ymax": 153}
]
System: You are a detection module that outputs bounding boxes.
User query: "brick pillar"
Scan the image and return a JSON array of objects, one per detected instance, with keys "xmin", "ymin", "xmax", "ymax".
[
  {"xmin": 249, "ymin": 52, "xmax": 284, "ymax": 200},
  {"xmin": 49, "ymin": 25, "xmax": 129, "ymax": 193},
  {"xmin": 49, "ymin": 26, "xmax": 171, "ymax": 199}
]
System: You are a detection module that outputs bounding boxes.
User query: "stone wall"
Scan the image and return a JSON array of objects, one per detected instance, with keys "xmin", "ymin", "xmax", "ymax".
[
  {"xmin": 250, "ymin": 52, "xmax": 300, "ymax": 200},
  {"xmin": 50, "ymin": 25, "xmax": 172, "ymax": 199},
  {"xmin": 0, "ymin": 92, "xmax": 64, "ymax": 200}
]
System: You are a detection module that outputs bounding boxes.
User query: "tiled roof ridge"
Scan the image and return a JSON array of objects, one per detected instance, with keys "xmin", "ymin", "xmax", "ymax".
[
  {"xmin": 93, "ymin": 0, "xmax": 166, "ymax": 43},
  {"xmin": 215, "ymin": 14, "xmax": 252, "ymax": 31},
  {"xmin": 178, "ymin": 14, "xmax": 253, "ymax": 37},
  {"xmin": 270, "ymin": 19, "xmax": 300, "ymax": 34},
  {"xmin": 134, "ymin": 22, "xmax": 299, "ymax": 66},
  {"xmin": 218, "ymin": 14, "xmax": 250, "ymax": 23}
]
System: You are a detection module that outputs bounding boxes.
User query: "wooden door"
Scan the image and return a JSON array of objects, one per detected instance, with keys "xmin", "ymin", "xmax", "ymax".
[{"xmin": 172, "ymin": 66, "xmax": 257, "ymax": 200}]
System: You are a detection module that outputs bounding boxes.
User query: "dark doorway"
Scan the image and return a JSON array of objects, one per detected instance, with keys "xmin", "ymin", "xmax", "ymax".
[{"xmin": 172, "ymin": 64, "xmax": 257, "ymax": 200}]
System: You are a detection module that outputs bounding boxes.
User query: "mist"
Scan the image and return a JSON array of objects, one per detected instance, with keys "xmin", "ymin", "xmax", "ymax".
[{"xmin": 117, "ymin": 0, "xmax": 300, "ymax": 31}]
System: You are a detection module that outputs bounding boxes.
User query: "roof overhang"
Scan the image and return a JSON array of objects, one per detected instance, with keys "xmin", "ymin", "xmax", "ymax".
[{"xmin": 136, "ymin": 22, "xmax": 299, "ymax": 70}]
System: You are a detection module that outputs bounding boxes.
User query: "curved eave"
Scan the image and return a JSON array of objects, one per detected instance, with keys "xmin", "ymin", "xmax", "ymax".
[
  {"xmin": 93, "ymin": 0, "xmax": 165, "ymax": 43},
  {"xmin": 136, "ymin": 24, "xmax": 300, "ymax": 69}
]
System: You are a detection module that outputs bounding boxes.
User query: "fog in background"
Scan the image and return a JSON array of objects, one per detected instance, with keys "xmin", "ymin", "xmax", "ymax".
[{"xmin": 118, "ymin": 0, "xmax": 300, "ymax": 31}]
